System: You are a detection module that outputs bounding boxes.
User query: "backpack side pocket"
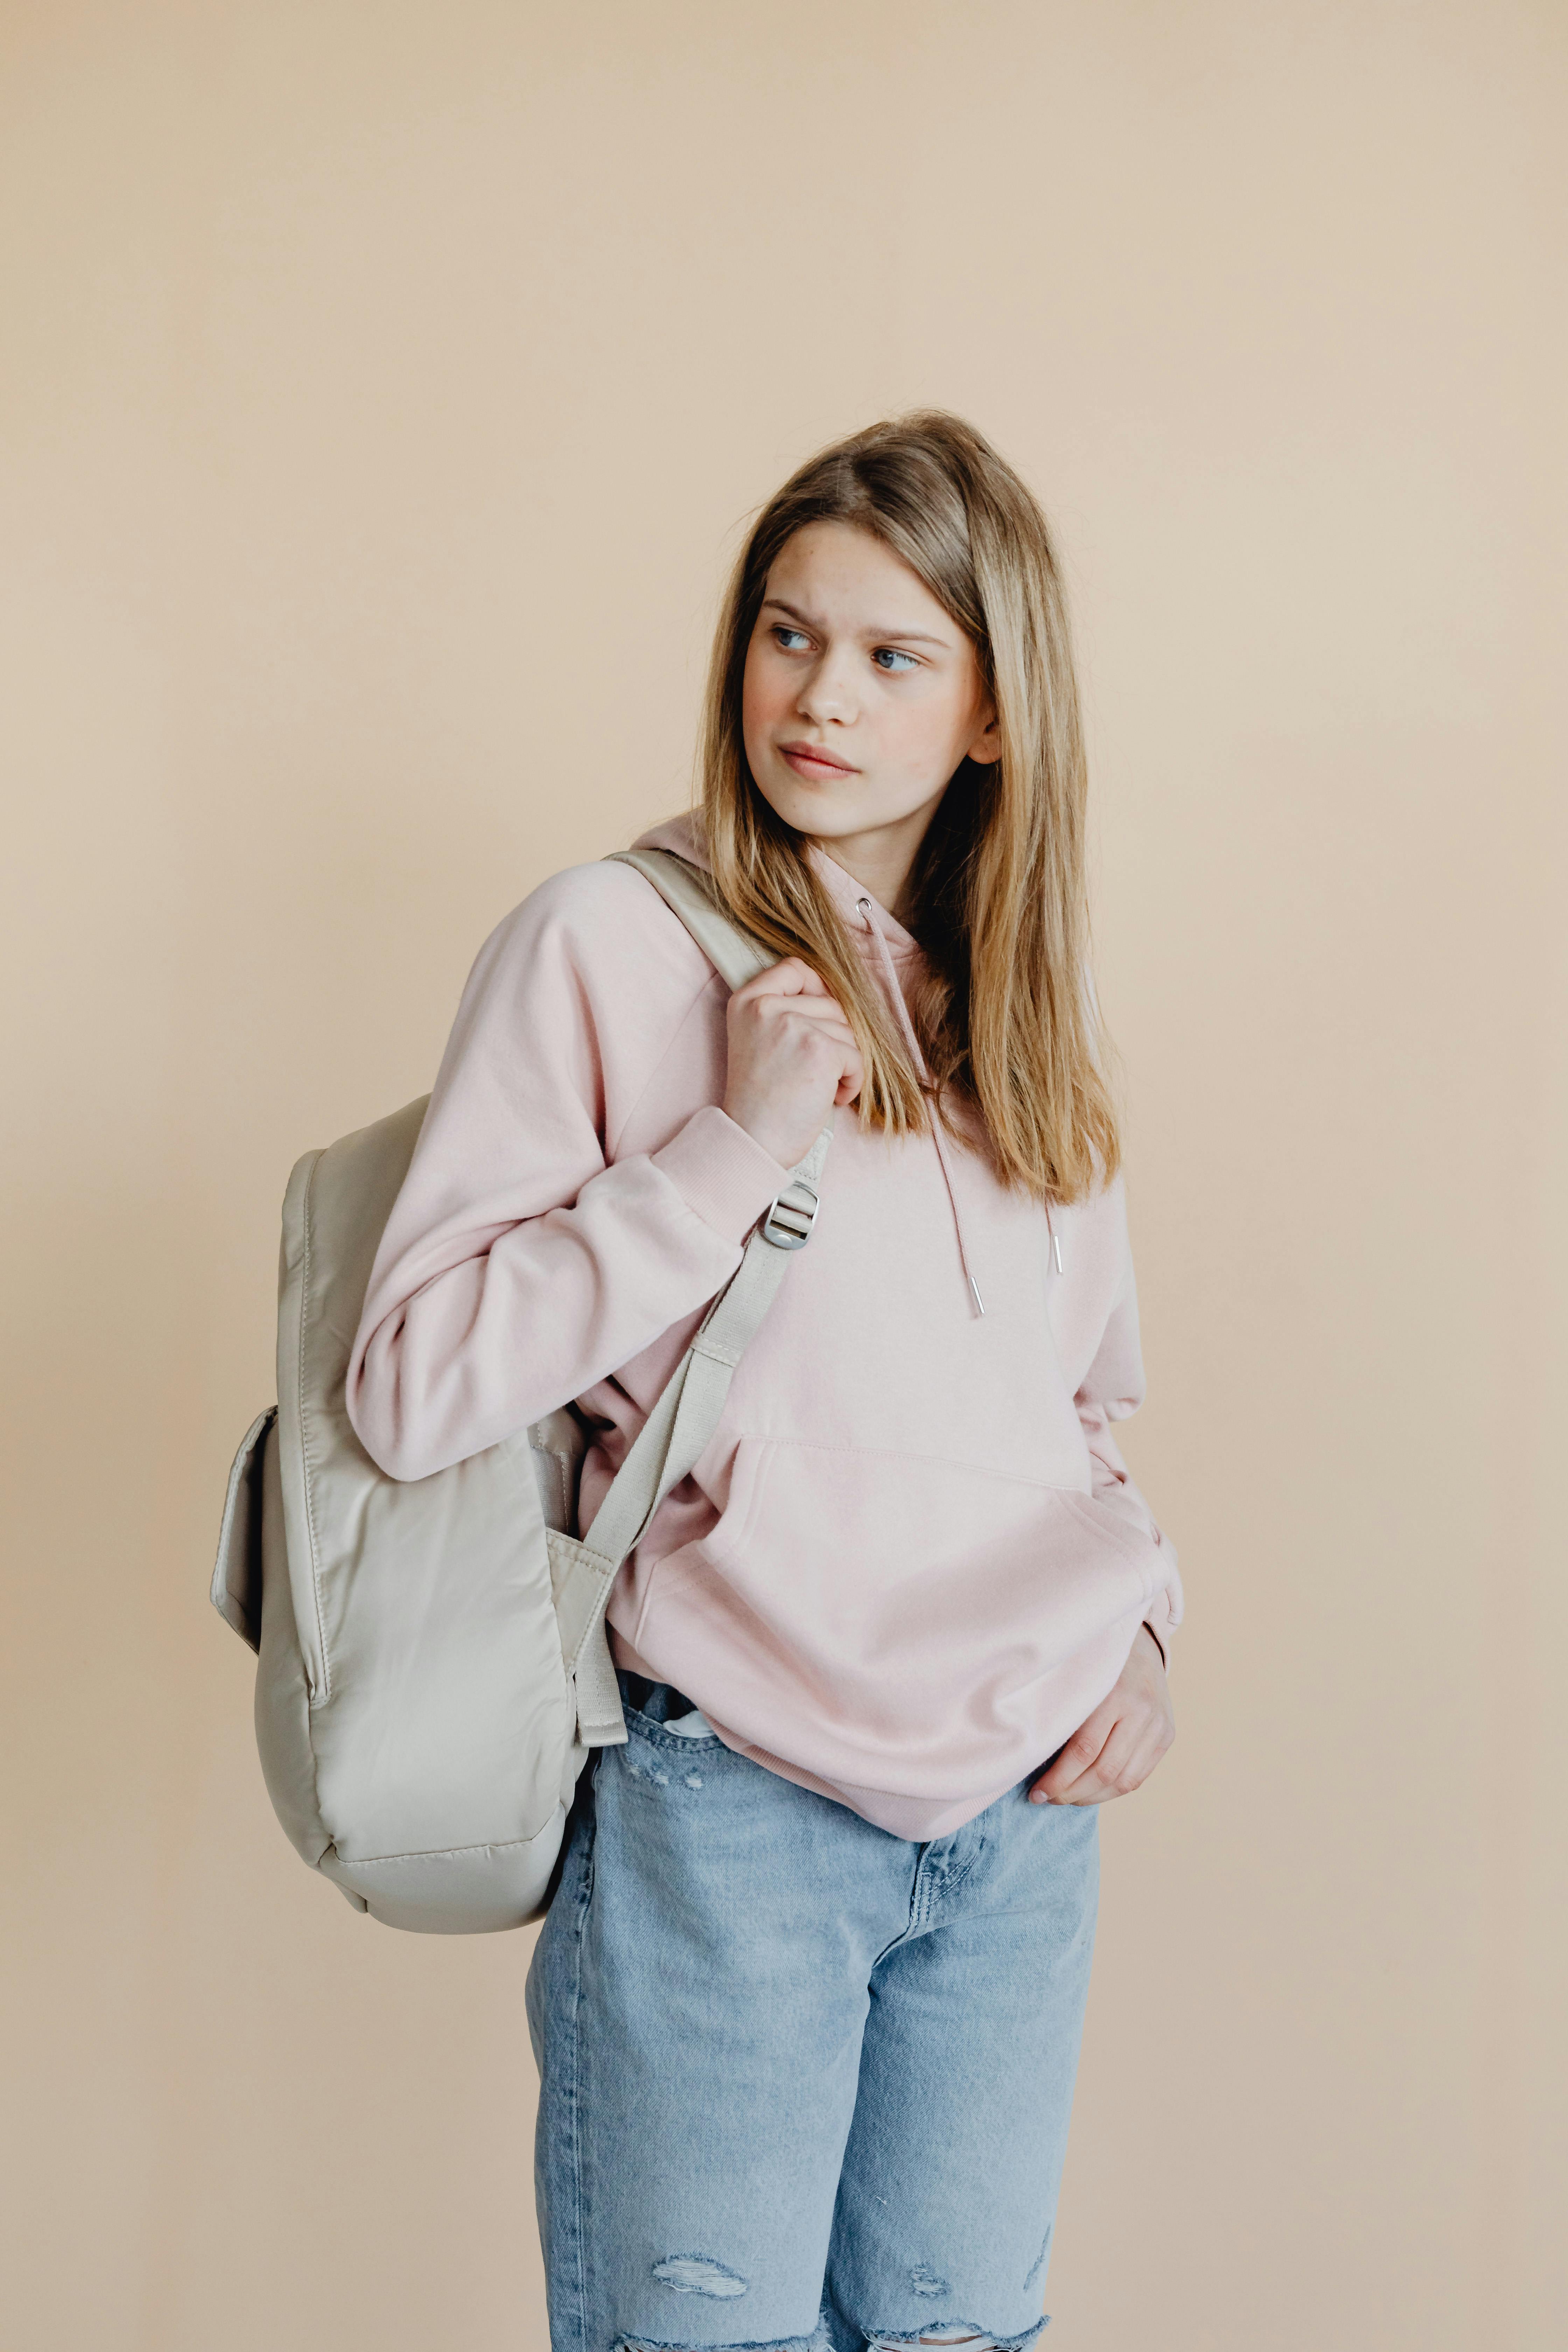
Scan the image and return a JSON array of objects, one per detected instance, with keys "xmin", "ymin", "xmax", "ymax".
[{"xmin": 211, "ymin": 1407, "xmax": 276, "ymax": 1652}]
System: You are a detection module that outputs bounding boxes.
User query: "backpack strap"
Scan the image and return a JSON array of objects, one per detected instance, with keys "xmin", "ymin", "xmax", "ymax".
[
  {"xmin": 546, "ymin": 847, "xmax": 832, "ymax": 1746},
  {"xmin": 604, "ymin": 846, "xmax": 774, "ymax": 993}
]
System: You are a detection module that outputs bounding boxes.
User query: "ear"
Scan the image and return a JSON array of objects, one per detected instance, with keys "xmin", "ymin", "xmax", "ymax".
[{"xmin": 966, "ymin": 704, "xmax": 1002, "ymax": 766}]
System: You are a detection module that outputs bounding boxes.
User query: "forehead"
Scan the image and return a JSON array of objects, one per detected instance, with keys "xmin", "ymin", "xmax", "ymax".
[{"xmin": 763, "ymin": 521, "xmax": 955, "ymax": 637}]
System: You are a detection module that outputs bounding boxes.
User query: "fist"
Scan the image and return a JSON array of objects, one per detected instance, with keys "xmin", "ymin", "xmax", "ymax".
[{"xmin": 722, "ymin": 958, "xmax": 864, "ymax": 1170}]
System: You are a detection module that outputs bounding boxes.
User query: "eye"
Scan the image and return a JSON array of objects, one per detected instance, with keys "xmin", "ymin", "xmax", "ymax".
[
  {"xmin": 771, "ymin": 625, "xmax": 812, "ymax": 652},
  {"xmin": 871, "ymin": 646, "xmax": 919, "ymax": 673}
]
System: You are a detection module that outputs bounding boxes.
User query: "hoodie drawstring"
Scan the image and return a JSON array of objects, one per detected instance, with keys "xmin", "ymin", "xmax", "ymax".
[{"xmin": 856, "ymin": 896, "xmax": 987, "ymax": 1319}]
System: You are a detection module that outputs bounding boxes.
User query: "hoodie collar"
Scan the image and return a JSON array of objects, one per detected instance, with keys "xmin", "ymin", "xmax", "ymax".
[
  {"xmin": 804, "ymin": 840, "xmax": 919, "ymax": 960},
  {"xmin": 631, "ymin": 810, "xmax": 919, "ymax": 961}
]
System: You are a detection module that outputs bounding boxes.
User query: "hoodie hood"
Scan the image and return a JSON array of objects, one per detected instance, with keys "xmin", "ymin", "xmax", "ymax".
[{"xmin": 631, "ymin": 809, "xmax": 922, "ymax": 966}]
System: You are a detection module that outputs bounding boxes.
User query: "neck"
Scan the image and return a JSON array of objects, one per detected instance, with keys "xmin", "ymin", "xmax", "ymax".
[{"xmin": 810, "ymin": 789, "xmax": 946, "ymax": 925}]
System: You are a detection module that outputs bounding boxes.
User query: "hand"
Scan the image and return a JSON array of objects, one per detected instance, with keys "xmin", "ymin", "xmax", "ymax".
[
  {"xmin": 722, "ymin": 958, "xmax": 864, "ymax": 1169},
  {"xmin": 1030, "ymin": 1625, "xmax": 1175, "ymax": 1806}
]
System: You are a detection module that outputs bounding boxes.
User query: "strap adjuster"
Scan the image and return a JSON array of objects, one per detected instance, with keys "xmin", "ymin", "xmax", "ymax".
[{"xmin": 760, "ymin": 1178, "xmax": 818, "ymax": 1251}]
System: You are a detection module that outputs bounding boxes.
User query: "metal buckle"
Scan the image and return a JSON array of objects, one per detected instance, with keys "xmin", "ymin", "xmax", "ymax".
[{"xmin": 760, "ymin": 1178, "xmax": 819, "ymax": 1251}]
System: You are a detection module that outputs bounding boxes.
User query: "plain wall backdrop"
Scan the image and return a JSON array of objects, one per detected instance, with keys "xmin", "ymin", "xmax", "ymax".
[{"xmin": 2, "ymin": 4, "xmax": 1563, "ymax": 2347}]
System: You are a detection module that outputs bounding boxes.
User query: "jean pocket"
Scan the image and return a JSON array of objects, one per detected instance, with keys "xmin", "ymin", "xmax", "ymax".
[
  {"xmin": 616, "ymin": 1675, "xmax": 723, "ymax": 1750},
  {"xmin": 624, "ymin": 1713, "xmax": 724, "ymax": 1756}
]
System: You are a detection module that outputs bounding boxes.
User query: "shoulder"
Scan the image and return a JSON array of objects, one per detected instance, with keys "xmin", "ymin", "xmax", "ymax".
[
  {"xmin": 487, "ymin": 853, "xmax": 693, "ymax": 948},
  {"xmin": 471, "ymin": 855, "xmax": 718, "ymax": 1008},
  {"xmin": 445, "ymin": 856, "xmax": 725, "ymax": 1110},
  {"xmin": 1079, "ymin": 1164, "xmax": 1130, "ymax": 1241},
  {"xmin": 421, "ymin": 851, "xmax": 730, "ymax": 1136}
]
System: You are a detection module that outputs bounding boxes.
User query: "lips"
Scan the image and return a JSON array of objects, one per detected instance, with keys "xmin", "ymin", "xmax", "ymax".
[{"xmin": 779, "ymin": 741, "xmax": 859, "ymax": 778}]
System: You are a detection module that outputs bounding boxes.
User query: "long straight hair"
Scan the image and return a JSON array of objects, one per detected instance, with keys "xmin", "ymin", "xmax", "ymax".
[{"xmin": 697, "ymin": 410, "xmax": 1119, "ymax": 1203}]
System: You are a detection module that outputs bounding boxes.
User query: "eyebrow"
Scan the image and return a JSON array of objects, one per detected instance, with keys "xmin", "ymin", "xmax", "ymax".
[{"xmin": 761, "ymin": 596, "xmax": 951, "ymax": 648}]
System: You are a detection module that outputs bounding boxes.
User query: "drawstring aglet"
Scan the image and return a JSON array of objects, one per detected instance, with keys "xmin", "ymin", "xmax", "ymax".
[
  {"xmin": 1052, "ymin": 1232, "xmax": 1064, "ymax": 1275},
  {"xmin": 968, "ymin": 1274, "xmax": 986, "ymax": 1317}
]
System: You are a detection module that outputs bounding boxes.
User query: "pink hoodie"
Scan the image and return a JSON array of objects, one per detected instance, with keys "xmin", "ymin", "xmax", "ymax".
[{"xmin": 346, "ymin": 814, "xmax": 1181, "ymax": 1839}]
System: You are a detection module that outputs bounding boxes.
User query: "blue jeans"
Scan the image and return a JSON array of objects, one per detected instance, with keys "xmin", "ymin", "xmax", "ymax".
[{"xmin": 525, "ymin": 1675, "xmax": 1099, "ymax": 2352}]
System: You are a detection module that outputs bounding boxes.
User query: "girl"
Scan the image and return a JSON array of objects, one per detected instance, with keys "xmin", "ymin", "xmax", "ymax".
[{"xmin": 347, "ymin": 412, "xmax": 1180, "ymax": 2352}]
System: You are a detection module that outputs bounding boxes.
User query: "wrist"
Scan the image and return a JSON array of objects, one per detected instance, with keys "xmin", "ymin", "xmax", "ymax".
[
  {"xmin": 650, "ymin": 1106, "xmax": 791, "ymax": 1242},
  {"xmin": 721, "ymin": 1091, "xmax": 807, "ymax": 1171}
]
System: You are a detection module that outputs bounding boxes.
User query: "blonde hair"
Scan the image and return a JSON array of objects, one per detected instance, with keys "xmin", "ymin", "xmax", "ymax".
[{"xmin": 697, "ymin": 409, "xmax": 1118, "ymax": 1203}]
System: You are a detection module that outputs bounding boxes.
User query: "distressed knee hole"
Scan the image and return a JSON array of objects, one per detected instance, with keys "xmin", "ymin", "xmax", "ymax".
[
  {"xmin": 622, "ymin": 2320, "xmax": 829, "ymax": 2352},
  {"xmin": 867, "ymin": 2337, "xmax": 998, "ymax": 2352},
  {"xmin": 867, "ymin": 2325, "xmax": 1042, "ymax": 2352},
  {"xmin": 651, "ymin": 2253, "xmax": 749, "ymax": 2299}
]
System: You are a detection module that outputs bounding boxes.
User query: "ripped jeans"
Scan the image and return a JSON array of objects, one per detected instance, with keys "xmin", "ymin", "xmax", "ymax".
[{"xmin": 525, "ymin": 1674, "xmax": 1099, "ymax": 2352}]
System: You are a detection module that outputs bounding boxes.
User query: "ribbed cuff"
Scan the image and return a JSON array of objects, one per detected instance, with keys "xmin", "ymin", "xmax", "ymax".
[{"xmin": 651, "ymin": 1105, "xmax": 793, "ymax": 1244}]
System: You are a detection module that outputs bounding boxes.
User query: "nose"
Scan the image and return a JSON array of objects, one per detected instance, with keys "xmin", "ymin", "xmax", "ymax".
[{"xmin": 795, "ymin": 641, "xmax": 860, "ymax": 728}]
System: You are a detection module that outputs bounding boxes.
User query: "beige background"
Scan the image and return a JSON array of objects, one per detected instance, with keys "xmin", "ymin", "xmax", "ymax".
[{"xmin": 2, "ymin": 4, "xmax": 1563, "ymax": 2347}]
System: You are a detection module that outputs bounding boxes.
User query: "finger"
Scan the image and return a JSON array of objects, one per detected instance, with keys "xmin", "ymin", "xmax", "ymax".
[
  {"xmin": 833, "ymin": 1059, "xmax": 864, "ymax": 1106},
  {"xmin": 1040, "ymin": 1696, "xmax": 1150, "ymax": 1804},
  {"xmin": 1091, "ymin": 1720, "xmax": 1165, "ymax": 1802},
  {"xmin": 1126, "ymin": 1706, "xmax": 1176, "ymax": 1788},
  {"xmin": 733, "ymin": 957, "xmax": 829, "ymax": 1003},
  {"xmin": 1052, "ymin": 1715, "xmax": 1144, "ymax": 1806},
  {"xmin": 751, "ymin": 1001, "xmax": 862, "ymax": 1070},
  {"xmin": 1031, "ymin": 1708, "xmax": 1114, "ymax": 1804},
  {"xmin": 754, "ymin": 997, "xmax": 855, "ymax": 1038},
  {"xmin": 1117, "ymin": 1730, "xmax": 1170, "ymax": 1798},
  {"xmin": 1070, "ymin": 1706, "xmax": 1174, "ymax": 1804},
  {"xmin": 817, "ymin": 1029, "xmax": 863, "ymax": 1104}
]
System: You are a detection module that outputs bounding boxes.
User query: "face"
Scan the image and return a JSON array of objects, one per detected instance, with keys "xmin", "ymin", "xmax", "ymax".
[{"xmin": 740, "ymin": 520, "xmax": 999, "ymax": 911}]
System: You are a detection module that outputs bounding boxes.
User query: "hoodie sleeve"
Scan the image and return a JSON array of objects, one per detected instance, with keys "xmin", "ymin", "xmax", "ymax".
[
  {"xmin": 1073, "ymin": 1245, "xmax": 1184, "ymax": 1670},
  {"xmin": 345, "ymin": 861, "xmax": 790, "ymax": 1483}
]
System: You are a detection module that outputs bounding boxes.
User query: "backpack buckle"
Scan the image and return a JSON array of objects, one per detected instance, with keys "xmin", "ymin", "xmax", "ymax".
[{"xmin": 760, "ymin": 1178, "xmax": 819, "ymax": 1251}]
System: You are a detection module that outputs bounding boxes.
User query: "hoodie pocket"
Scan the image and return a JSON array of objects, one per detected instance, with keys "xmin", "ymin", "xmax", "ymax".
[{"xmin": 644, "ymin": 1437, "xmax": 1157, "ymax": 1698}]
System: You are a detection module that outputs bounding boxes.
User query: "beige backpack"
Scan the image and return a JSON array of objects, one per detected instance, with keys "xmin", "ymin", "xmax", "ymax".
[{"xmin": 210, "ymin": 849, "xmax": 828, "ymax": 1934}]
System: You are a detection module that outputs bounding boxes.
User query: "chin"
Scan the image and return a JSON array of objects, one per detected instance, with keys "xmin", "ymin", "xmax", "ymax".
[{"xmin": 756, "ymin": 775, "xmax": 846, "ymax": 836}]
